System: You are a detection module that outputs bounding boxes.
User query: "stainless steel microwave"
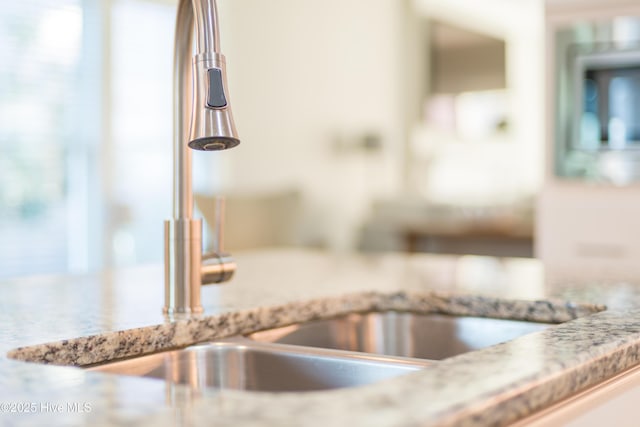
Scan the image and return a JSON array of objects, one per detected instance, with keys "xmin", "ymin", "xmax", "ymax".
[
  {"xmin": 553, "ymin": 17, "xmax": 640, "ymax": 183},
  {"xmin": 574, "ymin": 47, "xmax": 640, "ymax": 150}
]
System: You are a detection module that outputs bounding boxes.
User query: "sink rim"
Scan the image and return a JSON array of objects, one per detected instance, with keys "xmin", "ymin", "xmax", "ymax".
[{"xmin": 7, "ymin": 290, "xmax": 600, "ymax": 368}]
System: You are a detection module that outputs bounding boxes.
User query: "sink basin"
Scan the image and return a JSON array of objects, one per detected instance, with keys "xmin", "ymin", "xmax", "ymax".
[
  {"xmin": 248, "ymin": 312, "xmax": 551, "ymax": 360},
  {"xmin": 87, "ymin": 311, "xmax": 550, "ymax": 392},
  {"xmin": 87, "ymin": 337, "xmax": 429, "ymax": 392}
]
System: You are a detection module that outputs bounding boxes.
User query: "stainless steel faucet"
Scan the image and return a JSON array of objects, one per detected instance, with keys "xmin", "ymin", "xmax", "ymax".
[{"xmin": 164, "ymin": 0, "xmax": 239, "ymax": 315}]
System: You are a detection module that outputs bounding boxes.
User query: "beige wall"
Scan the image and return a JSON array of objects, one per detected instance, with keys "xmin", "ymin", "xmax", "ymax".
[
  {"xmin": 213, "ymin": 0, "xmax": 545, "ymax": 251},
  {"xmin": 218, "ymin": 0, "xmax": 405, "ymax": 250}
]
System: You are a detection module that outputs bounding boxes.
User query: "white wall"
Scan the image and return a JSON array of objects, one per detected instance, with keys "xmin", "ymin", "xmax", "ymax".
[
  {"xmin": 217, "ymin": 0, "xmax": 405, "ymax": 250},
  {"xmin": 415, "ymin": 0, "xmax": 545, "ymax": 197}
]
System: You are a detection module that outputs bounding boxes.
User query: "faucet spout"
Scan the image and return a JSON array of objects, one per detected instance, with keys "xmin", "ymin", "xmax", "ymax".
[{"xmin": 164, "ymin": 0, "xmax": 239, "ymax": 316}]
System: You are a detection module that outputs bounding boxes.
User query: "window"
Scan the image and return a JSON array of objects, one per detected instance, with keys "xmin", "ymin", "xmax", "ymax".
[
  {"xmin": 0, "ymin": 0, "xmax": 84, "ymax": 278},
  {"xmin": 0, "ymin": 0, "xmax": 219, "ymax": 279}
]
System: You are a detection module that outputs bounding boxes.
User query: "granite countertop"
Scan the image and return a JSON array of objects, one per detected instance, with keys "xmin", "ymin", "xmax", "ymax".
[{"xmin": 3, "ymin": 249, "xmax": 640, "ymax": 426}]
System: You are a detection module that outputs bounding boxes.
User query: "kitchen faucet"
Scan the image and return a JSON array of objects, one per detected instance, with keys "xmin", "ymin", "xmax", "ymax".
[{"xmin": 164, "ymin": 0, "xmax": 239, "ymax": 315}]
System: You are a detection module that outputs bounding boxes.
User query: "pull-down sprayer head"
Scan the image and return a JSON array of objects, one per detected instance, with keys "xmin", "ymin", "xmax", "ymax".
[
  {"xmin": 187, "ymin": 0, "xmax": 239, "ymax": 151},
  {"xmin": 188, "ymin": 52, "xmax": 240, "ymax": 151}
]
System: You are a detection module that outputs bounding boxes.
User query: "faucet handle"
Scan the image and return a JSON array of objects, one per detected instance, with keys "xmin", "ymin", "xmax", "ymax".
[
  {"xmin": 202, "ymin": 196, "xmax": 235, "ymax": 284},
  {"xmin": 210, "ymin": 195, "xmax": 225, "ymax": 254},
  {"xmin": 201, "ymin": 252, "xmax": 236, "ymax": 284}
]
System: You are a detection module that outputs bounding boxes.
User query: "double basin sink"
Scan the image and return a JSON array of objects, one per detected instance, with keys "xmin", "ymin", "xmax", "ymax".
[{"xmin": 88, "ymin": 312, "xmax": 550, "ymax": 392}]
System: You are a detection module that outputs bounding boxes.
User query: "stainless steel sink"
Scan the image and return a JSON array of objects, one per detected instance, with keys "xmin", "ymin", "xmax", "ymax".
[
  {"xmin": 248, "ymin": 312, "xmax": 551, "ymax": 360},
  {"xmin": 87, "ymin": 337, "xmax": 429, "ymax": 392},
  {"xmin": 87, "ymin": 311, "xmax": 550, "ymax": 393}
]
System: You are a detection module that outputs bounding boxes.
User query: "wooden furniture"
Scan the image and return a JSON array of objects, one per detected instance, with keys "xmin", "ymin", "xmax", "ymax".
[{"xmin": 404, "ymin": 224, "xmax": 533, "ymax": 258}]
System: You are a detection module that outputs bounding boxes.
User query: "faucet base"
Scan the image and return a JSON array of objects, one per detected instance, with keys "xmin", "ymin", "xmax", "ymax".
[
  {"xmin": 164, "ymin": 218, "xmax": 204, "ymax": 315},
  {"xmin": 163, "ymin": 217, "xmax": 237, "ymax": 315}
]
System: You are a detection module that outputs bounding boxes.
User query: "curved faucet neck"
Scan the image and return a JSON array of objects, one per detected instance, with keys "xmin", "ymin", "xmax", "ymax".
[
  {"xmin": 172, "ymin": 0, "xmax": 222, "ymax": 220},
  {"xmin": 165, "ymin": 0, "xmax": 236, "ymax": 316}
]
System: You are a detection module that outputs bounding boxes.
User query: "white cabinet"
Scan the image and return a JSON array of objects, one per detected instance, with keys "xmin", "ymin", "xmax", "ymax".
[{"xmin": 537, "ymin": 0, "xmax": 640, "ymax": 274}]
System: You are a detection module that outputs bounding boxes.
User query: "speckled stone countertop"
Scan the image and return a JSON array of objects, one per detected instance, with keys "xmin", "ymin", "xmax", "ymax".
[{"xmin": 3, "ymin": 249, "xmax": 640, "ymax": 427}]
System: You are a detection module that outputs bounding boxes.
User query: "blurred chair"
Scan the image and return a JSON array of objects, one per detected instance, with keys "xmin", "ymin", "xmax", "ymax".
[{"xmin": 195, "ymin": 190, "xmax": 303, "ymax": 252}]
